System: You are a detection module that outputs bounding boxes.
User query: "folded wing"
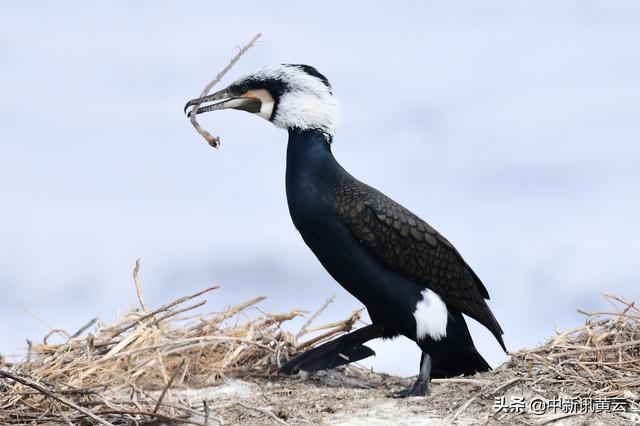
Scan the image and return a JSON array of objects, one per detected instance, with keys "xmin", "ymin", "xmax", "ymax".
[{"xmin": 335, "ymin": 177, "xmax": 506, "ymax": 351}]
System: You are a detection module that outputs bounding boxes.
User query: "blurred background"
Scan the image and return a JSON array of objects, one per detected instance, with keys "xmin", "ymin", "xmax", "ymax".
[{"xmin": 1, "ymin": 1, "xmax": 639, "ymax": 376}]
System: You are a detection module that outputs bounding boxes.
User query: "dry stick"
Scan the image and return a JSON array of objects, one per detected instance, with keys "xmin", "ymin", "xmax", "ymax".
[
  {"xmin": 110, "ymin": 285, "xmax": 219, "ymax": 339},
  {"xmin": 145, "ymin": 401, "xmax": 208, "ymax": 420},
  {"xmin": 296, "ymin": 311, "xmax": 360, "ymax": 350},
  {"xmin": 450, "ymin": 395, "xmax": 477, "ymax": 423},
  {"xmin": 149, "ymin": 300, "xmax": 207, "ymax": 327},
  {"xmin": 189, "ymin": 32, "xmax": 262, "ymax": 148},
  {"xmin": 70, "ymin": 317, "xmax": 99, "ymax": 339},
  {"xmin": 299, "ymin": 309, "xmax": 365, "ymax": 334},
  {"xmin": 547, "ymin": 339, "xmax": 640, "ymax": 358},
  {"xmin": 54, "ymin": 403, "xmax": 74, "ymax": 426},
  {"xmin": 90, "ymin": 333, "xmax": 277, "ymax": 365},
  {"xmin": 296, "ymin": 294, "xmax": 335, "ymax": 339},
  {"xmin": 96, "ymin": 409, "xmax": 202, "ymax": 426},
  {"xmin": 0, "ymin": 369, "xmax": 114, "ymax": 426},
  {"xmin": 484, "ymin": 377, "xmax": 522, "ymax": 396},
  {"xmin": 21, "ymin": 304, "xmax": 55, "ymax": 330},
  {"xmin": 234, "ymin": 401, "xmax": 290, "ymax": 426},
  {"xmin": 43, "ymin": 329, "xmax": 71, "ymax": 345},
  {"xmin": 153, "ymin": 358, "xmax": 186, "ymax": 413},
  {"xmin": 577, "ymin": 310, "xmax": 639, "ymax": 319},
  {"xmin": 192, "ymin": 296, "xmax": 267, "ymax": 332},
  {"xmin": 215, "ymin": 296, "xmax": 267, "ymax": 323},
  {"xmin": 430, "ymin": 378, "xmax": 489, "ymax": 386},
  {"xmin": 26, "ymin": 339, "xmax": 33, "ymax": 367},
  {"xmin": 133, "ymin": 258, "xmax": 148, "ymax": 311},
  {"xmin": 603, "ymin": 292, "xmax": 637, "ymax": 313}
]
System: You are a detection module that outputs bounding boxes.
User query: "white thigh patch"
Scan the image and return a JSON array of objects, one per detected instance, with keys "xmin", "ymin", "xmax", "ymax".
[{"xmin": 413, "ymin": 289, "xmax": 448, "ymax": 341}]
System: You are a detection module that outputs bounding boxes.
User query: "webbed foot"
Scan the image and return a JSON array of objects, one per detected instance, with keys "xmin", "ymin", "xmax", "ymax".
[
  {"xmin": 391, "ymin": 379, "xmax": 430, "ymax": 398},
  {"xmin": 391, "ymin": 351, "xmax": 432, "ymax": 398}
]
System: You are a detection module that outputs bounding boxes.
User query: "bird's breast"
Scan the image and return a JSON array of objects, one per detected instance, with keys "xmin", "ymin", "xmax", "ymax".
[{"xmin": 286, "ymin": 178, "xmax": 337, "ymax": 230}]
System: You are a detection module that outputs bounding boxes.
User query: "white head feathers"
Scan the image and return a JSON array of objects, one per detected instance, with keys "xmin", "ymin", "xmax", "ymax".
[{"xmin": 232, "ymin": 64, "xmax": 340, "ymax": 138}]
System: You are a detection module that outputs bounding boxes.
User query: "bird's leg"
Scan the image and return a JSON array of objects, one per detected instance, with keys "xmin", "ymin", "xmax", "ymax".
[
  {"xmin": 393, "ymin": 352, "xmax": 432, "ymax": 397},
  {"xmin": 279, "ymin": 324, "xmax": 385, "ymax": 375}
]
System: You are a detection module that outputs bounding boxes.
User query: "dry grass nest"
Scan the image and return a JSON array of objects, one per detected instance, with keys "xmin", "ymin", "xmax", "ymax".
[
  {"xmin": 424, "ymin": 293, "xmax": 640, "ymax": 425},
  {"xmin": 501, "ymin": 293, "xmax": 640, "ymax": 400},
  {"xmin": 1, "ymin": 263, "xmax": 638, "ymax": 425}
]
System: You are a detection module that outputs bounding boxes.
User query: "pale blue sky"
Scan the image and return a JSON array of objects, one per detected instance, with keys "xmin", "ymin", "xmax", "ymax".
[{"xmin": 1, "ymin": 1, "xmax": 639, "ymax": 375}]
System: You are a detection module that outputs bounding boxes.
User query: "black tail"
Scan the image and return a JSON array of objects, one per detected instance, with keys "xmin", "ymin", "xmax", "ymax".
[
  {"xmin": 424, "ymin": 307, "xmax": 492, "ymax": 378},
  {"xmin": 431, "ymin": 347, "xmax": 491, "ymax": 378},
  {"xmin": 279, "ymin": 324, "xmax": 384, "ymax": 375},
  {"xmin": 465, "ymin": 269, "xmax": 507, "ymax": 352},
  {"xmin": 279, "ymin": 342, "xmax": 375, "ymax": 375}
]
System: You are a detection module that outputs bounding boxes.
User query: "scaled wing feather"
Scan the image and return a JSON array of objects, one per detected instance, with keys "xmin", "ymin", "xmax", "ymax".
[{"xmin": 335, "ymin": 177, "xmax": 506, "ymax": 350}]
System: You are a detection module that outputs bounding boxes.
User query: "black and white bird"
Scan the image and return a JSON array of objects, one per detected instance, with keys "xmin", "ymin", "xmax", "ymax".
[{"xmin": 185, "ymin": 64, "xmax": 506, "ymax": 396}]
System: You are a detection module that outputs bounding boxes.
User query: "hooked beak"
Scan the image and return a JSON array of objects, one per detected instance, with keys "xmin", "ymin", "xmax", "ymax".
[{"xmin": 184, "ymin": 88, "xmax": 262, "ymax": 117}]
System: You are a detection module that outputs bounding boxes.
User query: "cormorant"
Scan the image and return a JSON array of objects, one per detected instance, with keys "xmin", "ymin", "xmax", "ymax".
[{"xmin": 185, "ymin": 64, "xmax": 506, "ymax": 396}]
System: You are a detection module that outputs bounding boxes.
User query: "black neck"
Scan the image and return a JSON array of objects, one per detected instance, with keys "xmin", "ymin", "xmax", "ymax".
[
  {"xmin": 285, "ymin": 128, "xmax": 345, "ymax": 223},
  {"xmin": 286, "ymin": 128, "xmax": 342, "ymax": 185}
]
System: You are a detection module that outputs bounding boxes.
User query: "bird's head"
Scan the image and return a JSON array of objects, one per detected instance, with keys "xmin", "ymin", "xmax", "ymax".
[{"xmin": 185, "ymin": 64, "xmax": 339, "ymax": 140}]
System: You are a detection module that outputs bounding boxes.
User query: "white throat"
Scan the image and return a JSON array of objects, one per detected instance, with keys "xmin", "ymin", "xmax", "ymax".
[{"xmin": 273, "ymin": 89, "xmax": 339, "ymax": 137}]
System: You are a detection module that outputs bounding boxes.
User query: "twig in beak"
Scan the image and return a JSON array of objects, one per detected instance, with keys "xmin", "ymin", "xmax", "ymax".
[{"xmin": 189, "ymin": 32, "xmax": 262, "ymax": 148}]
